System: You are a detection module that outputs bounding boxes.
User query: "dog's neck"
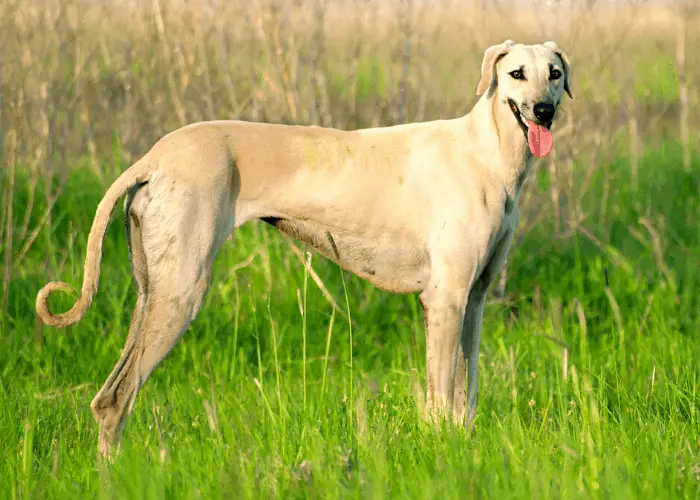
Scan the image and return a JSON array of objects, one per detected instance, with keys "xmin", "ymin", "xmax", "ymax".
[{"xmin": 465, "ymin": 91, "xmax": 534, "ymax": 202}]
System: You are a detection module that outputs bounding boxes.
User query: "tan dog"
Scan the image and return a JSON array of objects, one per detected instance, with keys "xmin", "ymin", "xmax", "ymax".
[{"xmin": 36, "ymin": 40, "xmax": 572, "ymax": 457}]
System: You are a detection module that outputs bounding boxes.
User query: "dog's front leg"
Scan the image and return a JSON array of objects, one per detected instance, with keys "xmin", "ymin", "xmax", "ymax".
[
  {"xmin": 460, "ymin": 228, "xmax": 516, "ymax": 426},
  {"xmin": 461, "ymin": 289, "xmax": 488, "ymax": 426},
  {"xmin": 419, "ymin": 284, "xmax": 469, "ymax": 423}
]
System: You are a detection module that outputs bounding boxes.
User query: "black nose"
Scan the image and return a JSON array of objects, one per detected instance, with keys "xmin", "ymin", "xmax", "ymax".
[{"xmin": 533, "ymin": 103, "xmax": 555, "ymax": 122}]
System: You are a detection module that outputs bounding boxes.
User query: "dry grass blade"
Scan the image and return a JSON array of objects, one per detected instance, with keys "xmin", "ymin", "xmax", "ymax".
[
  {"xmin": 573, "ymin": 298, "xmax": 587, "ymax": 338},
  {"xmin": 604, "ymin": 288, "xmax": 625, "ymax": 337},
  {"xmin": 230, "ymin": 248, "xmax": 264, "ymax": 274},
  {"xmin": 203, "ymin": 400, "xmax": 220, "ymax": 435},
  {"xmin": 575, "ymin": 224, "xmax": 636, "ymax": 277},
  {"xmin": 675, "ymin": 10, "xmax": 690, "ymax": 171},
  {"xmin": 638, "ymin": 294, "xmax": 655, "ymax": 335},
  {"xmin": 152, "ymin": 404, "xmax": 168, "ymax": 463},
  {"xmin": 285, "ymin": 239, "xmax": 348, "ymax": 319},
  {"xmin": 151, "ymin": 0, "xmax": 186, "ymax": 127},
  {"xmin": 16, "ymin": 184, "xmax": 65, "ymax": 263},
  {"xmin": 34, "ymin": 383, "xmax": 92, "ymax": 400},
  {"xmin": 638, "ymin": 217, "xmax": 673, "ymax": 285},
  {"xmin": 533, "ymin": 332, "xmax": 570, "ymax": 351},
  {"xmin": 2, "ymin": 129, "xmax": 17, "ymax": 320}
]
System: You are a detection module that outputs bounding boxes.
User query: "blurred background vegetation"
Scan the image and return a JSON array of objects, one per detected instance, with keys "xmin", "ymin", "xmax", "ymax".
[{"xmin": 1, "ymin": 0, "xmax": 698, "ymax": 314}]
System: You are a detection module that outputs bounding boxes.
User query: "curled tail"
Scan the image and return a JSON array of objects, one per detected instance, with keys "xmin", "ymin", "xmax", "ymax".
[{"xmin": 36, "ymin": 159, "xmax": 155, "ymax": 328}]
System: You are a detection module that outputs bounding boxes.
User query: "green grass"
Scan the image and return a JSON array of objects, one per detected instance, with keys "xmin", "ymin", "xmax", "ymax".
[{"xmin": 2, "ymin": 143, "xmax": 700, "ymax": 499}]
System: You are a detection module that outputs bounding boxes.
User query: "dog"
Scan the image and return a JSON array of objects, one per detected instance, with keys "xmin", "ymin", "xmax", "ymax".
[{"xmin": 36, "ymin": 40, "xmax": 572, "ymax": 457}]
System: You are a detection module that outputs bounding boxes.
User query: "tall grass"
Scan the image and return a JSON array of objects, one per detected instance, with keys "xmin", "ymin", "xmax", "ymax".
[{"xmin": 1, "ymin": 0, "xmax": 699, "ymax": 498}]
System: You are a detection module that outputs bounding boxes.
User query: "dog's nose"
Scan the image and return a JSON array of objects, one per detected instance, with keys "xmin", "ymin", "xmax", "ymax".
[{"xmin": 533, "ymin": 103, "xmax": 555, "ymax": 122}]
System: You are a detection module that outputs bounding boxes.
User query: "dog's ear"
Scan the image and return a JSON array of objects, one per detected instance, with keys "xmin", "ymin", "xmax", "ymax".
[
  {"xmin": 544, "ymin": 41, "xmax": 573, "ymax": 99},
  {"xmin": 476, "ymin": 40, "xmax": 515, "ymax": 96}
]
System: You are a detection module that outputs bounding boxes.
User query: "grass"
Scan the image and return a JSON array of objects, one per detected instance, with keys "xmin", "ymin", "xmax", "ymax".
[
  {"xmin": 1, "ymin": 142, "xmax": 699, "ymax": 499},
  {"xmin": 2, "ymin": 0, "xmax": 700, "ymax": 497}
]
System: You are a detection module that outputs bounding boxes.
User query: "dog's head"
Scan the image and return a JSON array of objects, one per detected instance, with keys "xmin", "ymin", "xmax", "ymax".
[{"xmin": 476, "ymin": 40, "xmax": 573, "ymax": 158}]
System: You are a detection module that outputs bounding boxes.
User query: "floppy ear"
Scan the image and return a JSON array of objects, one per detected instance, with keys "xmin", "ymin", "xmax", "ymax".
[
  {"xmin": 544, "ymin": 41, "xmax": 573, "ymax": 99},
  {"xmin": 476, "ymin": 40, "xmax": 515, "ymax": 96}
]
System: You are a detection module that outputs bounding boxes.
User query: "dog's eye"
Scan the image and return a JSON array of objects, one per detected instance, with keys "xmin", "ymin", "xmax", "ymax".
[
  {"xmin": 550, "ymin": 69, "xmax": 562, "ymax": 80},
  {"xmin": 509, "ymin": 69, "xmax": 525, "ymax": 80}
]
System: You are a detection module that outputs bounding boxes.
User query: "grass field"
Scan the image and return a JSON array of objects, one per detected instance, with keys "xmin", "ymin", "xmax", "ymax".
[{"xmin": 2, "ymin": 0, "xmax": 700, "ymax": 498}]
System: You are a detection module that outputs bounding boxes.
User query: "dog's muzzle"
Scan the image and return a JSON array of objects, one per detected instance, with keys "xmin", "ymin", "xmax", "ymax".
[{"xmin": 507, "ymin": 99, "xmax": 553, "ymax": 137}]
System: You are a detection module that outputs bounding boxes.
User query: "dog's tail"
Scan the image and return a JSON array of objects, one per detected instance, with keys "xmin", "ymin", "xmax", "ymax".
[{"xmin": 36, "ymin": 159, "xmax": 156, "ymax": 328}]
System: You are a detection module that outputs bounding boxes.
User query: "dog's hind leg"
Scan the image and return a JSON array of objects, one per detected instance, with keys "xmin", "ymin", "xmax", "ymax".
[
  {"xmin": 90, "ymin": 185, "xmax": 229, "ymax": 458},
  {"xmin": 87, "ymin": 185, "xmax": 150, "ymax": 457},
  {"xmin": 122, "ymin": 184, "xmax": 150, "ymax": 349}
]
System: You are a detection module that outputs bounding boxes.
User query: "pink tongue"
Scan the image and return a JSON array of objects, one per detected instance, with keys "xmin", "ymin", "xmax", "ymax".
[{"xmin": 526, "ymin": 121, "xmax": 553, "ymax": 158}]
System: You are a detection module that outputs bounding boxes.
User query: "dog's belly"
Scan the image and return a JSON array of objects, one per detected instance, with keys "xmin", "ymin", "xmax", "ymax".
[{"xmin": 260, "ymin": 217, "xmax": 429, "ymax": 294}]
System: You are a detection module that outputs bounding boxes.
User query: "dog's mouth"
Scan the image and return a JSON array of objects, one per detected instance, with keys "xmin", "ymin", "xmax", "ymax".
[{"xmin": 507, "ymin": 99, "xmax": 554, "ymax": 158}]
